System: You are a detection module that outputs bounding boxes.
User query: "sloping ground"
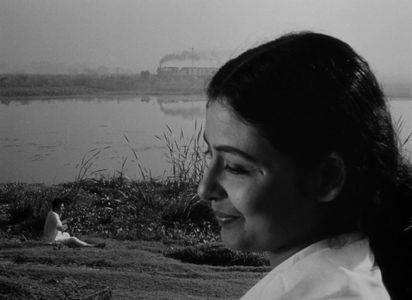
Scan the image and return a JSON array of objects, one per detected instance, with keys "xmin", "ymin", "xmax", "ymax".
[{"xmin": 0, "ymin": 239, "xmax": 269, "ymax": 299}]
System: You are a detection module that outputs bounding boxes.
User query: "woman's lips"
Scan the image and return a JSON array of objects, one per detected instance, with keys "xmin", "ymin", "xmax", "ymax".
[{"xmin": 213, "ymin": 211, "xmax": 242, "ymax": 226}]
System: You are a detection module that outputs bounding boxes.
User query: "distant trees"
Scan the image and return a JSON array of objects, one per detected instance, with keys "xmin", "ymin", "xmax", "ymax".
[
  {"xmin": 0, "ymin": 76, "xmax": 9, "ymax": 87},
  {"xmin": 140, "ymin": 70, "xmax": 151, "ymax": 81},
  {"xmin": 0, "ymin": 72, "xmax": 208, "ymax": 97}
]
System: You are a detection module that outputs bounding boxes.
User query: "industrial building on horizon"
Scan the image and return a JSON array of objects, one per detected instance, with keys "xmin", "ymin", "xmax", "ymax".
[{"xmin": 157, "ymin": 66, "xmax": 218, "ymax": 78}]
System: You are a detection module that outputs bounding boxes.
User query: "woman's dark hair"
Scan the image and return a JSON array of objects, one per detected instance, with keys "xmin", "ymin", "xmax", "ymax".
[
  {"xmin": 207, "ymin": 32, "xmax": 412, "ymax": 299},
  {"xmin": 51, "ymin": 197, "xmax": 65, "ymax": 211}
]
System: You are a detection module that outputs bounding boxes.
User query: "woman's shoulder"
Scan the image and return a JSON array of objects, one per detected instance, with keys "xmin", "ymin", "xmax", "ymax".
[
  {"xmin": 284, "ymin": 236, "xmax": 389, "ymax": 298},
  {"xmin": 46, "ymin": 211, "xmax": 59, "ymax": 220},
  {"xmin": 242, "ymin": 233, "xmax": 391, "ymax": 300}
]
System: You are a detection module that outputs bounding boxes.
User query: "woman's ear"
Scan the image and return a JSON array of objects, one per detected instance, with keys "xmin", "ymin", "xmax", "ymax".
[{"xmin": 306, "ymin": 153, "xmax": 346, "ymax": 203}]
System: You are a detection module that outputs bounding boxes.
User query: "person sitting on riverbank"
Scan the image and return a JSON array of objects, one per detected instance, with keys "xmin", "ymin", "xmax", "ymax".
[{"xmin": 42, "ymin": 197, "xmax": 105, "ymax": 248}]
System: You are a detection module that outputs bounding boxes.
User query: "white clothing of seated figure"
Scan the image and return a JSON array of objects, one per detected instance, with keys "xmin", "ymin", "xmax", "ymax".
[
  {"xmin": 241, "ymin": 233, "xmax": 390, "ymax": 300},
  {"xmin": 42, "ymin": 202, "xmax": 105, "ymax": 248},
  {"xmin": 42, "ymin": 211, "xmax": 70, "ymax": 243}
]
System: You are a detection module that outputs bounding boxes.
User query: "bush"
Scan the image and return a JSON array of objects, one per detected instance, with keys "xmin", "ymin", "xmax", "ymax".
[
  {"xmin": 161, "ymin": 192, "xmax": 216, "ymax": 227},
  {"xmin": 1, "ymin": 183, "xmax": 59, "ymax": 238},
  {"xmin": 0, "ymin": 123, "xmax": 215, "ymax": 244},
  {"xmin": 164, "ymin": 243, "xmax": 269, "ymax": 266}
]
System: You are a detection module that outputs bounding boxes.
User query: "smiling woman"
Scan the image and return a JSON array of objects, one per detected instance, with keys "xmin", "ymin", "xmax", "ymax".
[
  {"xmin": 198, "ymin": 32, "xmax": 412, "ymax": 300},
  {"xmin": 201, "ymin": 102, "xmax": 321, "ymax": 260}
]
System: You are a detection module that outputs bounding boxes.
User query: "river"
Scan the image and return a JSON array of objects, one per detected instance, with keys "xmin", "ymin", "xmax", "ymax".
[{"xmin": 1, "ymin": 95, "xmax": 411, "ymax": 184}]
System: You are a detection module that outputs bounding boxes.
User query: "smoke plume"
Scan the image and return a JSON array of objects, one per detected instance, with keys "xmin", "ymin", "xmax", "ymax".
[{"xmin": 159, "ymin": 49, "xmax": 229, "ymax": 67}]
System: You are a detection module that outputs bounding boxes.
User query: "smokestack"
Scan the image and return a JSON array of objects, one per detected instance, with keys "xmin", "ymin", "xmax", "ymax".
[
  {"xmin": 191, "ymin": 48, "xmax": 194, "ymax": 69},
  {"xmin": 158, "ymin": 49, "xmax": 229, "ymax": 68},
  {"xmin": 160, "ymin": 50, "xmax": 199, "ymax": 66}
]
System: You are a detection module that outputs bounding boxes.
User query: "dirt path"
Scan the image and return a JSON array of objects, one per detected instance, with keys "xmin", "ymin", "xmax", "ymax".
[{"xmin": 0, "ymin": 239, "xmax": 268, "ymax": 299}]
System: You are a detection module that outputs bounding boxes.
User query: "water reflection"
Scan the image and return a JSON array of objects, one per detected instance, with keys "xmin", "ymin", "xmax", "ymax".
[
  {"xmin": 1, "ymin": 98, "xmax": 31, "ymax": 106},
  {"xmin": 3, "ymin": 144, "xmax": 20, "ymax": 148},
  {"xmin": 156, "ymin": 94, "xmax": 206, "ymax": 103},
  {"xmin": 1, "ymin": 99, "xmax": 11, "ymax": 106},
  {"xmin": 0, "ymin": 94, "xmax": 207, "ymax": 106},
  {"xmin": 1, "ymin": 95, "xmax": 408, "ymax": 184},
  {"xmin": 0, "ymin": 95, "xmax": 207, "ymax": 183},
  {"xmin": 0, "ymin": 94, "xmax": 141, "ymax": 106},
  {"xmin": 159, "ymin": 103, "xmax": 205, "ymax": 119},
  {"xmin": 141, "ymin": 96, "xmax": 150, "ymax": 102}
]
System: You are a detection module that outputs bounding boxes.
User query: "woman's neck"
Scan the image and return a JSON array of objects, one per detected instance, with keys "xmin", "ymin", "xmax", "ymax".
[
  {"xmin": 266, "ymin": 246, "xmax": 304, "ymax": 268},
  {"xmin": 266, "ymin": 231, "xmax": 333, "ymax": 268}
]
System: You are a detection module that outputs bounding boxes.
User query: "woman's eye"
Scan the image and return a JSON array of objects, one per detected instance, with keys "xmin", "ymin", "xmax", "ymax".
[{"xmin": 224, "ymin": 163, "xmax": 249, "ymax": 175}]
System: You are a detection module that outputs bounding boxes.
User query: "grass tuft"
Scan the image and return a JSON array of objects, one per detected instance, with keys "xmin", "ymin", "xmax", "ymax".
[{"xmin": 164, "ymin": 243, "xmax": 269, "ymax": 267}]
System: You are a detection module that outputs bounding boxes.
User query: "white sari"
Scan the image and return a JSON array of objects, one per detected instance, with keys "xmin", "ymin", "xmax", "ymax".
[{"xmin": 241, "ymin": 233, "xmax": 390, "ymax": 300}]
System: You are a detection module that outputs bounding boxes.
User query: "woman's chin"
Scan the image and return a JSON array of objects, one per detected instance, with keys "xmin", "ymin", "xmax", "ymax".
[{"xmin": 221, "ymin": 229, "xmax": 250, "ymax": 251}]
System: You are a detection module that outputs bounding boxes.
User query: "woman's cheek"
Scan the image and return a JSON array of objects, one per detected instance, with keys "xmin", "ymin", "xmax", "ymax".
[
  {"xmin": 224, "ymin": 178, "xmax": 261, "ymax": 214},
  {"xmin": 245, "ymin": 181, "xmax": 278, "ymax": 215}
]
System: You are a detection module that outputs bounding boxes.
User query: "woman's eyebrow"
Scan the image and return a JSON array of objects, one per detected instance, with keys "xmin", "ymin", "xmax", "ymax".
[
  {"xmin": 214, "ymin": 145, "xmax": 258, "ymax": 163},
  {"xmin": 203, "ymin": 134, "xmax": 257, "ymax": 163}
]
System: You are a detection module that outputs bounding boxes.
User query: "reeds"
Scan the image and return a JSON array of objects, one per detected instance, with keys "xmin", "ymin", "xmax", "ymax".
[
  {"xmin": 1, "ymin": 122, "xmax": 213, "ymax": 243},
  {"xmin": 155, "ymin": 120, "xmax": 206, "ymax": 187},
  {"xmin": 395, "ymin": 116, "xmax": 412, "ymax": 147},
  {"xmin": 74, "ymin": 146, "xmax": 110, "ymax": 182},
  {"xmin": 123, "ymin": 134, "xmax": 151, "ymax": 182}
]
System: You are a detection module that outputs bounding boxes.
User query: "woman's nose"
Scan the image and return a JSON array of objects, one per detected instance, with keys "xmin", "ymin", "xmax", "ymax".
[{"xmin": 197, "ymin": 164, "xmax": 225, "ymax": 202}]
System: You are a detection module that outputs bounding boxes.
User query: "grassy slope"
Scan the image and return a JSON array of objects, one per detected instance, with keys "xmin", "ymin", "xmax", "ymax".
[
  {"xmin": 0, "ymin": 127, "xmax": 269, "ymax": 299},
  {"xmin": 0, "ymin": 239, "xmax": 268, "ymax": 299},
  {"xmin": 0, "ymin": 179, "xmax": 270, "ymax": 299}
]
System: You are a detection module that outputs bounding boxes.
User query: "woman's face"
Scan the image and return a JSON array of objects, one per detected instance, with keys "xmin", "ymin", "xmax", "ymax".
[
  {"xmin": 56, "ymin": 203, "xmax": 64, "ymax": 213},
  {"xmin": 198, "ymin": 101, "xmax": 320, "ymax": 252}
]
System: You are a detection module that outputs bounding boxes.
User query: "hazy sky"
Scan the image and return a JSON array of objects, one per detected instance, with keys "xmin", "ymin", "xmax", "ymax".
[{"xmin": 0, "ymin": 0, "xmax": 411, "ymax": 83}]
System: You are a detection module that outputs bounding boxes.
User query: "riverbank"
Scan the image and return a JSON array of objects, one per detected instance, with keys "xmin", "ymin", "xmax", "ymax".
[
  {"xmin": 0, "ymin": 238, "xmax": 268, "ymax": 299},
  {"xmin": 0, "ymin": 88, "xmax": 206, "ymax": 101},
  {"xmin": 0, "ymin": 73, "xmax": 208, "ymax": 99},
  {"xmin": 1, "ymin": 90, "xmax": 206, "ymax": 101},
  {"xmin": 0, "ymin": 177, "xmax": 269, "ymax": 299},
  {"xmin": 0, "ymin": 178, "xmax": 217, "ymax": 243},
  {"xmin": 1, "ymin": 74, "xmax": 409, "ymax": 100}
]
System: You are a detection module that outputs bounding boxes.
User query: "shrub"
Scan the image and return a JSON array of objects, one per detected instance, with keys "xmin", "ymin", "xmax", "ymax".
[
  {"xmin": 1, "ymin": 122, "xmax": 215, "ymax": 244},
  {"xmin": 164, "ymin": 243, "xmax": 269, "ymax": 266},
  {"xmin": 1, "ymin": 183, "xmax": 59, "ymax": 238},
  {"xmin": 155, "ymin": 122, "xmax": 206, "ymax": 188}
]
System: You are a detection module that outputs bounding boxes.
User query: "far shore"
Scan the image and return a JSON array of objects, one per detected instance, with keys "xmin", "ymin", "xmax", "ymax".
[
  {"xmin": 0, "ymin": 90, "xmax": 207, "ymax": 101},
  {"xmin": 1, "ymin": 73, "xmax": 410, "ymax": 100},
  {"xmin": 1, "ymin": 90, "xmax": 411, "ymax": 102}
]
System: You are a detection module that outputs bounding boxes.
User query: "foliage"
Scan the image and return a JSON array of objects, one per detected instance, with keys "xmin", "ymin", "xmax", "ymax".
[
  {"xmin": 0, "ymin": 176, "xmax": 219, "ymax": 244},
  {"xmin": 0, "ymin": 121, "xmax": 270, "ymax": 268},
  {"xmin": 0, "ymin": 183, "xmax": 60, "ymax": 238},
  {"xmin": 164, "ymin": 243, "xmax": 269, "ymax": 267},
  {"xmin": 0, "ymin": 123, "xmax": 212, "ymax": 241},
  {"xmin": 395, "ymin": 116, "xmax": 412, "ymax": 148},
  {"xmin": 156, "ymin": 122, "xmax": 206, "ymax": 187},
  {"xmin": 0, "ymin": 73, "xmax": 207, "ymax": 97}
]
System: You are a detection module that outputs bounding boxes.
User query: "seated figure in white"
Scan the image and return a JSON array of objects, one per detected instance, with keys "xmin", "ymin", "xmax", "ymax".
[{"xmin": 42, "ymin": 197, "xmax": 105, "ymax": 248}]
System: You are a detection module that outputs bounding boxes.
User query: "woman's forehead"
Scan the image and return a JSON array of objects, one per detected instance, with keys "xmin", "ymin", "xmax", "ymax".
[
  {"xmin": 205, "ymin": 102, "xmax": 254, "ymax": 140},
  {"xmin": 205, "ymin": 102, "xmax": 282, "ymax": 165}
]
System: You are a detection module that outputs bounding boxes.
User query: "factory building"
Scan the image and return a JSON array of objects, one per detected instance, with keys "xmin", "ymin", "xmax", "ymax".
[{"xmin": 157, "ymin": 66, "xmax": 218, "ymax": 78}]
